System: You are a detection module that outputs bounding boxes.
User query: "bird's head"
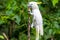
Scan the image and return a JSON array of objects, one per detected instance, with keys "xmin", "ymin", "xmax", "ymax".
[{"xmin": 28, "ymin": 2, "xmax": 42, "ymax": 9}]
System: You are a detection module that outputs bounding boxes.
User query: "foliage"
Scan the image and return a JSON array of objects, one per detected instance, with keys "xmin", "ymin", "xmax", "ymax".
[
  {"xmin": 51, "ymin": 0, "xmax": 59, "ymax": 6},
  {"xmin": 0, "ymin": 35, "xmax": 4, "ymax": 39},
  {"xmin": 0, "ymin": 0, "xmax": 60, "ymax": 40}
]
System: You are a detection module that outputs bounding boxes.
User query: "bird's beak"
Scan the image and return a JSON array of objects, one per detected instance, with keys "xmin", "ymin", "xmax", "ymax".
[
  {"xmin": 36, "ymin": 2, "xmax": 42, "ymax": 4},
  {"xmin": 28, "ymin": 5, "xmax": 32, "ymax": 8}
]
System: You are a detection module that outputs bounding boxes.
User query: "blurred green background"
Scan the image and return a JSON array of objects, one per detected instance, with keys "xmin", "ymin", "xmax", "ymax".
[{"xmin": 0, "ymin": 0, "xmax": 60, "ymax": 40}]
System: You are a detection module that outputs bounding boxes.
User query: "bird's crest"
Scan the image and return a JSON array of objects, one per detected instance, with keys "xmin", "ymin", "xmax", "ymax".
[
  {"xmin": 28, "ymin": 2, "xmax": 42, "ymax": 4},
  {"xmin": 36, "ymin": 2, "xmax": 42, "ymax": 4}
]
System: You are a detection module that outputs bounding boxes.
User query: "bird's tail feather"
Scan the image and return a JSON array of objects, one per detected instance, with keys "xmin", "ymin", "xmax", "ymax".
[{"xmin": 39, "ymin": 26, "xmax": 43, "ymax": 36}]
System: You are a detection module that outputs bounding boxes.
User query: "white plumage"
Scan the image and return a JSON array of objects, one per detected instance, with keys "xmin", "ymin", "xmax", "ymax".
[{"xmin": 28, "ymin": 2, "xmax": 43, "ymax": 40}]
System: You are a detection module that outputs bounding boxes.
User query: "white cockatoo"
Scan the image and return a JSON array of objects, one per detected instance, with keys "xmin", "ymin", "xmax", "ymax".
[{"xmin": 28, "ymin": 2, "xmax": 43, "ymax": 40}]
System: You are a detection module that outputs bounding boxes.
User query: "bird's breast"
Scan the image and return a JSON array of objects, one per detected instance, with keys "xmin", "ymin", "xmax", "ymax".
[{"xmin": 32, "ymin": 9, "xmax": 43, "ymax": 25}]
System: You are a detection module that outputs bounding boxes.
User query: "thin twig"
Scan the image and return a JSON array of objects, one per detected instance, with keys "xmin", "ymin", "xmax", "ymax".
[
  {"xmin": 28, "ymin": 8, "xmax": 31, "ymax": 40},
  {"xmin": 51, "ymin": 36, "xmax": 54, "ymax": 40},
  {"xmin": 2, "ymin": 32, "xmax": 9, "ymax": 40}
]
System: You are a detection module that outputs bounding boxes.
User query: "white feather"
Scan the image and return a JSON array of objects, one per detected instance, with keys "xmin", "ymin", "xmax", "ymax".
[{"xmin": 28, "ymin": 2, "xmax": 43, "ymax": 40}]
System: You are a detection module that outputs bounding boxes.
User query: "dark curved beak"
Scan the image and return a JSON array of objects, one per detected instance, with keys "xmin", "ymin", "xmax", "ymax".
[{"xmin": 28, "ymin": 5, "xmax": 32, "ymax": 8}]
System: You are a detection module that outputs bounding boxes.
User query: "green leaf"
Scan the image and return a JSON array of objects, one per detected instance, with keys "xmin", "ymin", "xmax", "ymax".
[
  {"xmin": 6, "ymin": 10, "xmax": 13, "ymax": 15},
  {"xmin": 12, "ymin": 15, "xmax": 20, "ymax": 25},
  {"xmin": 0, "ymin": 35, "xmax": 4, "ymax": 39},
  {"xmin": 49, "ymin": 29, "xmax": 52, "ymax": 35},
  {"xmin": 51, "ymin": 0, "xmax": 59, "ymax": 6},
  {"xmin": 0, "ymin": 20, "xmax": 5, "ymax": 24}
]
